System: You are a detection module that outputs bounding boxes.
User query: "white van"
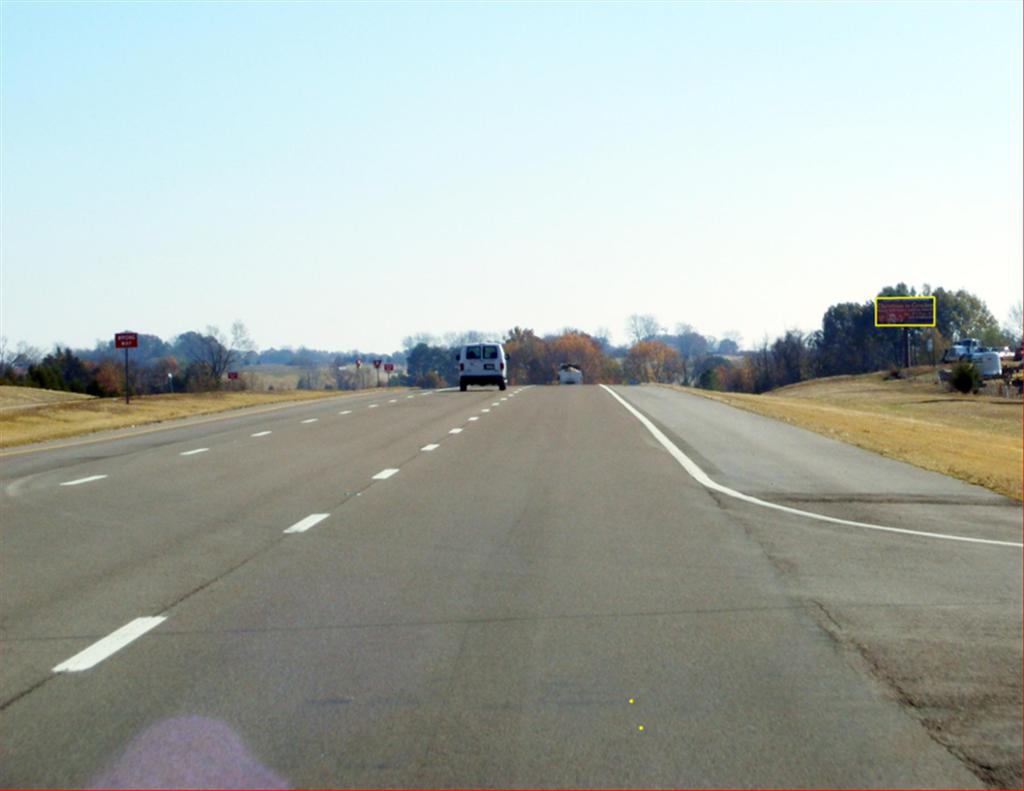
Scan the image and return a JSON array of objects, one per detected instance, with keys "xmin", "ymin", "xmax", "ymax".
[{"xmin": 457, "ymin": 343, "xmax": 508, "ymax": 391}]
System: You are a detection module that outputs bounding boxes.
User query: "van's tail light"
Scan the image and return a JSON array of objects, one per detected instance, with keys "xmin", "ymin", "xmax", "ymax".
[
  {"xmin": 500, "ymin": 362, "xmax": 505, "ymax": 371},
  {"xmin": 460, "ymin": 363, "xmax": 464, "ymax": 371}
]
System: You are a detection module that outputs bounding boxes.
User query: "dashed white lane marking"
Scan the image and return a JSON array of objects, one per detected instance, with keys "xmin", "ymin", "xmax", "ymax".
[
  {"xmin": 491, "ymin": 402, "xmax": 500, "ymax": 406},
  {"xmin": 251, "ymin": 431, "xmax": 272, "ymax": 437},
  {"xmin": 449, "ymin": 428, "xmax": 463, "ymax": 434},
  {"xmin": 372, "ymin": 468, "xmax": 399, "ymax": 480},
  {"xmin": 339, "ymin": 410, "xmax": 352, "ymax": 415},
  {"xmin": 500, "ymin": 398, "xmax": 508, "ymax": 401},
  {"xmin": 368, "ymin": 404, "xmax": 379, "ymax": 409},
  {"xmin": 600, "ymin": 385, "xmax": 1024, "ymax": 549},
  {"xmin": 60, "ymin": 475, "xmax": 108, "ymax": 487},
  {"xmin": 301, "ymin": 418, "xmax": 318, "ymax": 424},
  {"xmin": 53, "ymin": 617, "xmax": 167, "ymax": 673},
  {"xmin": 406, "ymin": 395, "xmax": 415, "ymax": 399},
  {"xmin": 389, "ymin": 399, "xmax": 398, "ymax": 404},
  {"xmin": 481, "ymin": 408, "xmax": 491, "ymax": 413},
  {"xmin": 421, "ymin": 444, "xmax": 440, "ymax": 452},
  {"xmin": 179, "ymin": 448, "xmax": 209, "ymax": 456},
  {"xmin": 284, "ymin": 513, "xmax": 330, "ymax": 534},
  {"xmin": 468, "ymin": 417, "xmax": 479, "ymax": 422}
]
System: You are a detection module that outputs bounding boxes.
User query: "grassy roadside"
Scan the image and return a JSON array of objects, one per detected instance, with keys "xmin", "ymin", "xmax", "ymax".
[
  {"xmin": 0, "ymin": 388, "xmax": 401, "ymax": 449},
  {"xmin": 667, "ymin": 371, "xmax": 1022, "ymax": 501}
]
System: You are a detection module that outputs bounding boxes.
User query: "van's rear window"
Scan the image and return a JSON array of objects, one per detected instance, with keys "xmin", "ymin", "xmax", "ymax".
[
  {"xmin": 465, "ymin": 346, "xmax": 481, "ymax": 359},
  {"xmin": 482, "ymin": 346, "xmax": 499, "ymax": 359}
]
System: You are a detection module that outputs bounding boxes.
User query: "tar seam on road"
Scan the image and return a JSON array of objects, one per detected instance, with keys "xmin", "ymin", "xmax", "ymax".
[{"xmin": 600, "ymin": 384, "xmax": 1023, "ymax": 549}]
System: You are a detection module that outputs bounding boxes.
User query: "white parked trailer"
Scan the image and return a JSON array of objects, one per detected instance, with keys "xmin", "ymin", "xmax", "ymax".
[
  {"xmin": 971, "ymin": 351, "xmax": 1002, "ymax": 378},
  {"xmin": 558, "ymin": 364, "xmax": 583, "ymax": 385}
]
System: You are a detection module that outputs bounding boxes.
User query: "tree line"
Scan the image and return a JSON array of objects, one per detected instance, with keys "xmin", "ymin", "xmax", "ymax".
[
  {"xmin": 2, "ymin": 284, "xmax": 1019, "ymax": 396},
  {"xmin": 0, "ymin": 323, "xmax": 261, "ymax": 396}
]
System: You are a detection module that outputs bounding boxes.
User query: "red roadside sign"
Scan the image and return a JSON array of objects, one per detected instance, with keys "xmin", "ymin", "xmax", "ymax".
[
  {"xmin": 115, "ymin": 332, "xmax": 139, "ymax": 349},
  {"xmin": 227, "ymin": 371, "xmax": 239, "ymax": 380},
  {"xmin": 384, "ymin": 363, "xmax": 395, "ymax": 372}
]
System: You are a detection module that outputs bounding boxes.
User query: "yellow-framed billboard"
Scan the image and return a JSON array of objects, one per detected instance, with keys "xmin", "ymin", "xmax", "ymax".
[{"xmin": 874, "ymin": 296, "xmax": 936, "ymax": 328}]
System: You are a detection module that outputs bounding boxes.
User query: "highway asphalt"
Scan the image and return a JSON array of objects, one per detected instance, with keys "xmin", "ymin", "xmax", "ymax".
[{"xmin": 1, "ymin": 384, "xmax": 1020, "ymax": 788}]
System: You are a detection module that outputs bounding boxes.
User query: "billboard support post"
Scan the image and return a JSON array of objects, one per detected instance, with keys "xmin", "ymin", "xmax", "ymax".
[
  {"xmin": 874, "ymin": 297, "xmax": 936, "ymax": 370},
  {"xmin": 115, "ymin": 332, "xmax": 139, "ymax": 404}
]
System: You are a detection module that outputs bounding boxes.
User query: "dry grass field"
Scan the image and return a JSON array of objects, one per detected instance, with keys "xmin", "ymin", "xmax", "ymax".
[
  {"xmin": 675, "ymin": 369, "xmax": 1023, "ymax": 501},
  {"xmin": 0, "ymin": 387, "xmax": 395, "ymax": 449},
  {"xmin": 0, "ymin": 386, "xmax": 95, "ymax": 409}
]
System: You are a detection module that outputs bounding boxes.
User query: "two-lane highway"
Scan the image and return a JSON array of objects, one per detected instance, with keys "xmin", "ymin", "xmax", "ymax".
[{"xmin": 1, "ymin": 384, "xmax": 1019, "ymax": 787}]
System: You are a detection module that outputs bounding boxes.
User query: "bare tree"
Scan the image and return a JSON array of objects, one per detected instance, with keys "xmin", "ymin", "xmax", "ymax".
[
  {"xmin": 231, "ymin": 320, "xmax": 256, "ymax": 360},
  {"xmin": 626, "ymin": 314, "xmax": 663, "ymax": 344},
  {"xmin": 12, "ymin": 341, "xmax": 43, "ymax": 368},
  {"xmin": 1004, "ymin": 301, "xmax": 1023, "ymax": 345},
  {"xmin": 402, "ymin": 333, "xmax": 439, "ymax": 351},
  {"xmin": 179, "ymin": 327, "xmax": 236, "ymax": 387}
]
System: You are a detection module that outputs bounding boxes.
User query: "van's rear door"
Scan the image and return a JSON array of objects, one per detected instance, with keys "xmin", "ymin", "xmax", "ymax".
[
  {"xmin": 463, "ymin": 344, "xmax": 483, "ymax": 377},
  {"xmin": 480, "ymin": 344, "xmax": 500, "ymax": 374}
]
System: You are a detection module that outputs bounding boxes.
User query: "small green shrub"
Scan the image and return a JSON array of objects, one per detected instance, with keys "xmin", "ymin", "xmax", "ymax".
[{"xmin": 949, "ymin": 362, "xmax": 981, "ymax": 394}]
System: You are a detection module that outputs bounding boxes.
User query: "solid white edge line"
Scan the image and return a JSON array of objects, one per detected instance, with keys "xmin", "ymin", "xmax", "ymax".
[
  {"xmin": 284, "ymin": 513, "xmax": 330, "ymax": 534},
  {"xmin": 599, "ymin": 384, "xmax": 1023, "ymax": 549},
  {"xmin": 372, "ymin": 468, "xmax": 400, "ymax": 480},
  {"xmin": 53, "ymin": 617, "xmax": 167, "ymax": 672},
  {"xmin": 421, "ymin": 444, "xmax": 440, "ymax": 452},
  {"xmin": 180, "ymin": 448, "xmax": 209, "ymax": 456},
  {"xmin": 59, "ymin": 475, "xmax": 108, "ymax": 487}
]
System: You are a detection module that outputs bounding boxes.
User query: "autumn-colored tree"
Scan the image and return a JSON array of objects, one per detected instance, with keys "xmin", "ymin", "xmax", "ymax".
[
  {"xmin": 142, "ymin": 356, "xmax": 181, "ymax": 393},
  {"xmin": 91, "ymin": 360, "xmax": 123, "ymax": 396},
  {"xmin": 545, "ymin": 331, "xmax": 610, "ymax": 383},
  {"xmin": 504, "ymin": 327, "xmax": 550, "ymax": 385},
  {"xmin": 623, "ymin": 341, "xmax": 683, "ymax": 383}
]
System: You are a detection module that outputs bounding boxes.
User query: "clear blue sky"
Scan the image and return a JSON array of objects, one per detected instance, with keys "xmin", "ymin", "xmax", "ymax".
[{"xmin": 3, "ymin": 0, "xmax": 1021, "ymax": 353}]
